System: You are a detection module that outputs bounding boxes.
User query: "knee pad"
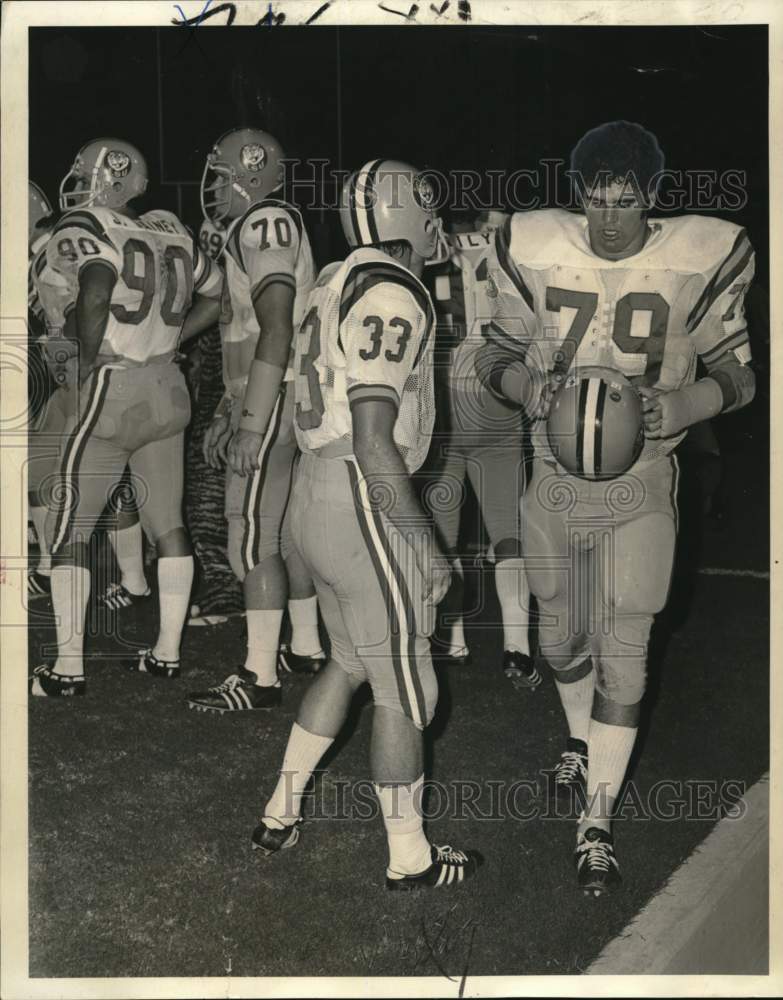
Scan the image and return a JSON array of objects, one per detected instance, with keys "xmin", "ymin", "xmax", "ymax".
[
  {"xmin": 535, "ymin": 595, "xmax": 589, "ymax": 671},
  {"xmin": 594, "ymin": 614, "xmax": 652, "ymax": 705}
]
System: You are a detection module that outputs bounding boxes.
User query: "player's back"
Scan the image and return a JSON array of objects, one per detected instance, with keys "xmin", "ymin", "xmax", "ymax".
[
  {"xmin": 292, "ymin": 247, "xmax": 435, "ymax": 474},
  {"xmin": 220, "ymin": 198, "xmax": 316, "ymax": 396},
  {"xmin": 48, "ymin": 207, "xmax": 210, "ymax": 364}
]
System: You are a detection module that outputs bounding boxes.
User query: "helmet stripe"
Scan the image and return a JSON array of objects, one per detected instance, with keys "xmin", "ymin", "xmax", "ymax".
[
  {"xmin": 363, "ymin": 159, "xmax": 382, "ymax": 243},
  {"xmin": 576, "ymin": 378, "xmax": 589, "ymax": 477},
  {"xmin": 593, "ymin": 379, "xmax": 607, "ymax": 477},
  {"xmin": 581, "ymin": 377, "xmax": 601, "ymax": 479},
  {"xmin": 348, "ymin": 170, "xmax": 364, "ymax": 245},
  {"xmin": 353, "ymin": 159, "xmax": 382, "ymax": 245}
]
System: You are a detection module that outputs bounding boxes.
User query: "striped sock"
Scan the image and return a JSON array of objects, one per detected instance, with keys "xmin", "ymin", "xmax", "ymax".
[{"xmin": 377, "ymin": 776, "xmax": 432, "ymax": 877}]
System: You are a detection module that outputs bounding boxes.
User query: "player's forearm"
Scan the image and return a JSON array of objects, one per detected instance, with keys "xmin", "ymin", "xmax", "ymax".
[
  {"xmin": 354, "ymin": 435, "xmax": 434, "ymax": 547},
  {"xmin": 474, "ymin": 342, "xmax": 541, "ymax": 414},
  {"xmin": 180, "ymin": 293, "xmax": 220, "ymax": 343},
  {"xmin": 75, "ymin": 290, "xmax": 111, "ymax": 370}
]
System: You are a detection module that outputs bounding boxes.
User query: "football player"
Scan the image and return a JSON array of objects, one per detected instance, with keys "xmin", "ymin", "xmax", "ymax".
[
  {"xmin": 252, "ymin": 160, "xmax": 482, "ymax": 890},
  {"xmin": 424, "ymin": 210, "xmax": 538, "ymax": 687},
  {"xmin": 186, "ymin": 128, "xmax": 324, "ymax": 715},
  {"xmin": 183, "ymin": 217, "xmax": 245, "ymax": 627},
  {"xmin": 476, "ymin": 121, "xmax": 755, "ymax": 893},
  {"xmin": 27, "ymin": 181, "xmax": 152, "ymax": 610},
  {"xmin": 30, "ymin": 138, "xmax": 222, "ymax": 697}
]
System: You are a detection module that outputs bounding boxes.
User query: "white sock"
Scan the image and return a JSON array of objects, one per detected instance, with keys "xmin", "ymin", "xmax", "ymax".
[
  {"xmin": 495, "ymin": 557, "xmax": 531, "ymax": 655},
  {"xmin": 153, "ymin": 555, "xmax": 194, "ymax": 662},
  {"xmin": 31, "ymin": 506, "xmax": 51, "ymax": 575},
  {"xmin": 109, "ymin": 522, "xmax": 149, "ymax": 595},
  {"xmin": 376, "ymin": 775, "xmax": 432, "ymax": 877},
  {"xmin": 583, "ymin": 719, "xmax": 637, "ymax": 829},
  {"xmin": 51, "ymin": 565, "xmax": 90, "ymax": 677},
  {"xmin": 446, "ymin": 558, "xmax": 467, "ymax": 655},
  {"xmin": 554, "ymin": 661, "xmax": 595, "ymax": 744},
  {"xmin": 264, "ymin": 722, "xmax": 334, "ymax": 827},
  {"xmin": 288, "ymin": 596, "xmax": 323, "ymax": 658},
  {"xmin": 245, "ymin": 608, "xmax": 284, "ymax": 686}
]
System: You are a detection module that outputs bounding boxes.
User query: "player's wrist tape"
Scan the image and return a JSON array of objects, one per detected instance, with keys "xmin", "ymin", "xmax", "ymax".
[
  {"xmin": 238, "ymin": 359, "xmax": 285, "ymax": 434},
  {"xmin": 663, "ymin": 377, "xmax": 724, "ymax": 436}
]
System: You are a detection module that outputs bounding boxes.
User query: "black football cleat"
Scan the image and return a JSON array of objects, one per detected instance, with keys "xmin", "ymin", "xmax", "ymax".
[
  {"xmin": 98, "ymin": 581, "xmax": 151, "ymax": 611},
  {"xmin": 551, "ymin": 737, "xmax": 588, "ymax": 801},
  {"xmin": 29, "ymin": 664, "xmax": 86, "ymax": 698},
  {"xmin": 386, "ymin": 844, "xmax": 483, "ymax": 891},
  {"xmin": 123, "ymin": 648, "xmax": 181, "ymax": 679},
  {"xmin": 277, "ymin": 644, "xmax": 325, "ymax": 676},
  {"xmin": 186, "ymin": 670, "xmax": 282, "ymax": 713},
  {"xmin": 27, "ymin": 571, "xmax": 52, "ymax": 600},
  {"xmin": 575, "ymin": 826, "xmax": 621, "ymax": 896},
  {"xmin": 503, "ymin": 650, "xmax": 541, "ymax": 689},
  {"xmin": 251, "ymin": 818, "xmax": 301, "ymax": 856}
]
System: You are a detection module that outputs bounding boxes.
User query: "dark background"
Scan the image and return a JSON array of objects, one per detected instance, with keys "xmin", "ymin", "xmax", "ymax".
[{"xmin": 30, "ymin": 25, "xmax": 768, "ymax": 281}]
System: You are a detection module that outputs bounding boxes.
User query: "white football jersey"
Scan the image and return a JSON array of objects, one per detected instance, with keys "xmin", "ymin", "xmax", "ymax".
[
  {"xmin": 29, "ymin": 231, "xmax": 72, "ymax": 331},
  {"xmin": 219, "ymin": 198, "xmax": 315, "ymax": 396},
  {"xmin": 428, "ymin": 229, "xmax": 507, "ymax": 392},
  {"xmin": 47, "ymin": 207, "xmax": 220, "ymax": 364},
  {"xmin": 490, "ymin": 208, "xmax": 754, "ymax": 465},
  {"xmin": 292, "ymin": 247, "xmax": 436, "ymax": 474}
]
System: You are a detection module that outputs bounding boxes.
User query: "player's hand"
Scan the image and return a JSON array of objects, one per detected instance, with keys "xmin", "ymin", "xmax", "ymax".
[
  {"xmin": 203, "ymin": 414, "xmax": 232, "ymax": 469},
  {"xmin": 416, "ymin": 538, "xmax": 451, "ymax": 606},
  {"xmin": 639, "ymin": 386, "xmax": 689, "ymax": 439},
  {"xmin": 227, "ymin": 428, "xmax": 266, "ymax": 477}
]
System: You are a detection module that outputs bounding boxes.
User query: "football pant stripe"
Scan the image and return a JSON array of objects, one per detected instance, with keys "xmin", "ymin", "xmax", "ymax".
[
  {"xmin": 240, "ymin": 391, "xmax": 284, "ymax": 576},
  {"xmin": 51, "ymin": 367, "xmax": 112, "ymax": 554},
  {"xmin": 347, "ymin": 459, "xmax": 426, "ymax": 728},
  {"xmin": 669, "ymin": 454, "xmax": 680, "ymax": 533}
]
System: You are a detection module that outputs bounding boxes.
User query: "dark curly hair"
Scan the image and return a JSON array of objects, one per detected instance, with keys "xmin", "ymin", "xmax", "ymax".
[{"xmin": 569, "ymin": 120, "xmax": 665, "ymax": 207}]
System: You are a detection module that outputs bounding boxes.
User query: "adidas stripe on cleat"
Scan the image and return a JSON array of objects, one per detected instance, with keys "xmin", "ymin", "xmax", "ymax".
[
  {"xmin": 251, "ymin": 818, "xmax": 301, "ymax": 856},
  {"xmin": 187, "ymin": 670, "xmax": 282, "ymax": 713},
  {"xmin": 27, "ymin": 571, "xmax": 52, "ymax": 600},
  {"xmin": 575, "ymin": 826, "xmax": 621, "ymax": 896},
  {"xmin": 386, "ymin": 844, "xmax": 483, "ymax": 891},
  {"xmin": 277, "ymin": 644, "xmax": 325, "ymax": 676},
  {"xmin": 30, "ymin": 664, "xmax": 86, "ymax": 698},
  {"xmin": 123, "ymin": 648, "xmax": 181, "ymax": 678},
  {"xmin": 98, "ymin": 582, "xmax": 151, "ymax": 611},
  {"xmin": 503, "ymin": 650, "xmax": 542, "ymax": 689}
]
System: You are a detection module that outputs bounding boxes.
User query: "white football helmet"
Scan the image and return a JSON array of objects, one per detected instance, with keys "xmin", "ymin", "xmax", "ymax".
[
  {"xmin": 340, "ymin": 159, "xmax": 448, "ymax": 263},
  {"xmin": 200, "ymin": 127, "xmax": 285, "ymax": 224},
  {"xmin": 29, "ymin": 181, "xmax": 53, "ymax": 242},
  {"xmin": 59, "ymin": 138, "xmax": 148, "ymax": 211}
]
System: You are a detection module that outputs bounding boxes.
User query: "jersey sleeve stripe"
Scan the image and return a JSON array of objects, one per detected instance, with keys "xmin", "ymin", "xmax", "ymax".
[
  {"xmin": 494, "ymin": 216, "xmax": 534, "ymax": 312},
  {"xmin": 250, "ymin": 272, "xmax": 297, "ymax": 303},
  {"xmin": 699, "ymin": 329, "xmax": 750, "ymax": 365},
  {"xmin": 347, "ymin": 383, "xmax": 401, "ymax": 409},
  {"xmin": 339, "ymin": 261, "xmax": 432, "ymax": 327},
  {"xmin": 686, "ymin": 230, "xmax": 753, "ymax": 332},
  {"xmin": 55, "ymin": 211, "xmax": 117, "ymax": 249}
]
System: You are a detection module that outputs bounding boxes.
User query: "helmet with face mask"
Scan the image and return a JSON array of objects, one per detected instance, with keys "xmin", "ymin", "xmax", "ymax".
[
  {"xmin": 340, "ymin": 159, "xmax": 449, "ymax": 264},
  {"xmin": 59, "ymin": 138, "xmax": 148, "ymax": 211},
  {"xmin": 200, "ymin": 127, "xmax": 285, "ymax": 224},
  {"xmin": 29, "ymin": 181, "xmax": 53, "ymax": 243}
]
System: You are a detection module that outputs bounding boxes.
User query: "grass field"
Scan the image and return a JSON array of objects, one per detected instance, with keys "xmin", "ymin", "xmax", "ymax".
[{"xmin": 27, "ymin": 419, "xmax": 769, "ymax": 981}]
